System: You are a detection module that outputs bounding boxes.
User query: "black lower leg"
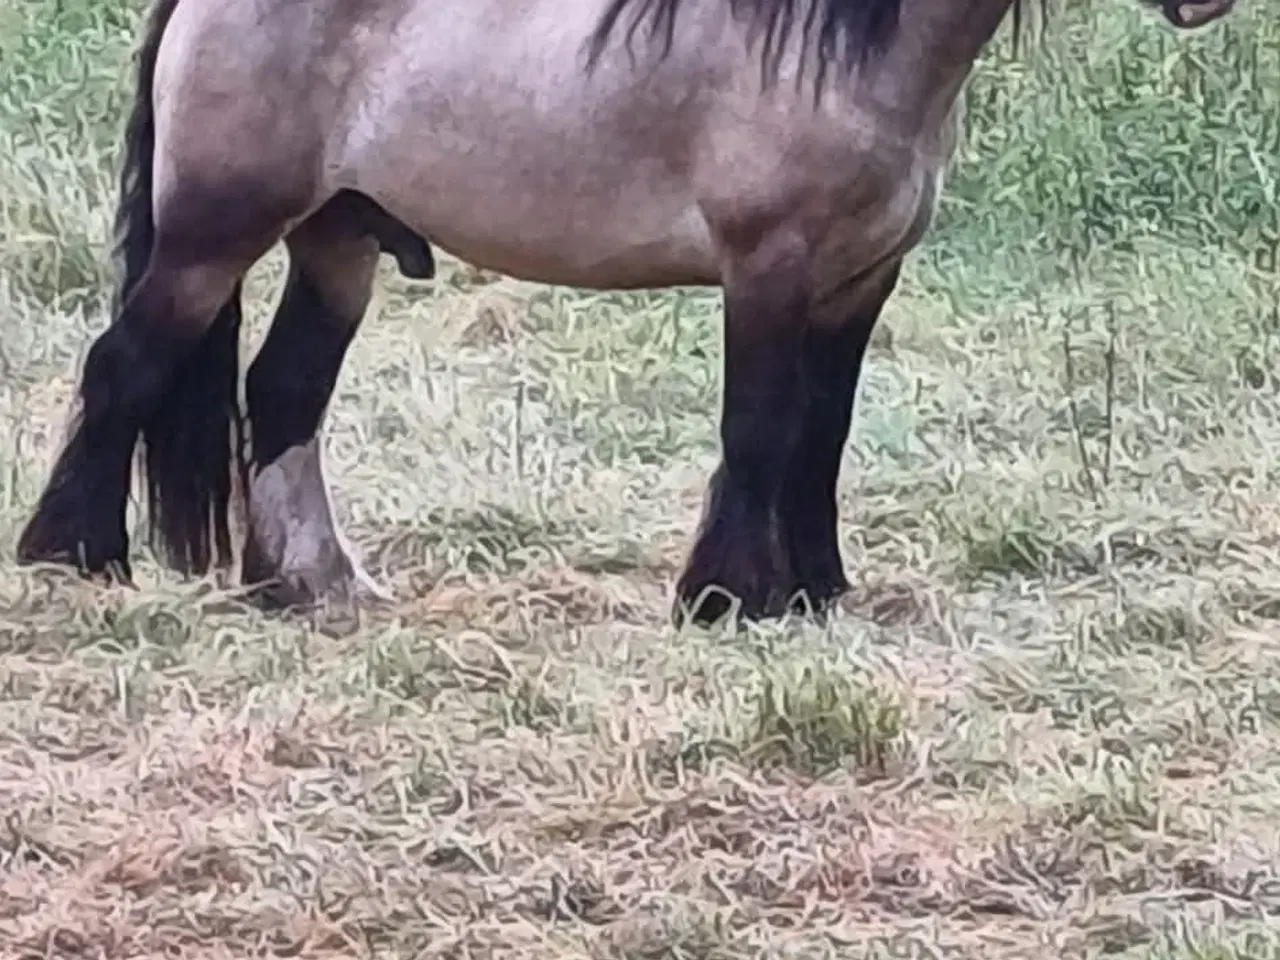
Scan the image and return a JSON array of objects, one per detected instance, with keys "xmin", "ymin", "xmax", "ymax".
[
  {"xmin": 781, "ymin": 261, "xmax": 902, "ymax": 612},
  {"xmin": 241, "ymin": 252, "xmax": 361, "ymax": 589},
  {"xmin": 675, "ymin": 236, "xmax": 811, "ymax": 626},
  {"xmin": 245, "ymin": 260, "xmax": 356, "ymax": 469},
  {"xmin": 16, "ymin": 303, "xmax": 195, "ymax": 577},
  {"xmin": 16, "ymin": 414, "xmax": 135, "ymax": 577}
]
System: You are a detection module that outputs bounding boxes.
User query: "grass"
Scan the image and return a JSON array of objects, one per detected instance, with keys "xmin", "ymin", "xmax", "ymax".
[{"xmin": 3, "ymin": 0, "xmax": 1280, "ymax": 957}]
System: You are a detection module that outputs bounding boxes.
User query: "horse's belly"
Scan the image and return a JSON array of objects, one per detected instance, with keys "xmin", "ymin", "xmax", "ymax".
[{"xmin": 412, "ymin": 190, "xmax": 720, "ymax": 290}]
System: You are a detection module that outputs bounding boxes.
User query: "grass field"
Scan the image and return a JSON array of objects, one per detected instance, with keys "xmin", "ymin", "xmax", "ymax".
[{"xmin": 3, "ymin": 0, "xmax": 1280, "ymax": 957}]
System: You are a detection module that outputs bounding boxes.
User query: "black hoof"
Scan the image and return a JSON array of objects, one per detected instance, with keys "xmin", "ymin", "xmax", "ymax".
[
  {"xmin": 17, "ymin": 491, "xmax": 129, "ymax": 581},
  {"xmin": 239, "ymin": 578, "xmax": 306, "ymax": 612},
  {"xmin": 673, "ymin": 467, "xmax": 797, "ymax": 628},
  {"xmin": 785, "ymin": 524, "xmax": 851, "ymax": 620},
  {"xmin": 239, "ymin": 533, "xmax": 305, "ymax": 611},
  {"xmin": 672, "ymin": 529, "xmax": 797, "ymax": 627},
  {"xmin": 16, "ymin": 528, "xmax": 133, "ymax": 585},
  {"xmin": 786, "ymin": 577, "xmax": 849, "ymax": 620},
  {"xmin": 672, "ymin": 576, "xmax": 794, "ymax": 628},
  {"xmin": 14, "ymin": 418, "xmax": 134, "ymax": 585},
  {"xmin": 671, "ymin": 576, "xmax": 849, "ymax": 628}
]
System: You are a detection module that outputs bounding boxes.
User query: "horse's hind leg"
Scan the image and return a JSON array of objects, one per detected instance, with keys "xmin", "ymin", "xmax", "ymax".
[
  {"xmin": 15, "ymin": 198, "xmax": 281, "ymax": 578},
  {"xmin": 674, "ymin": 228, "xmax": 811, "ymax": 626},
  {"xmin": 240, "ymin": 198, "xmax": 385, "ymax": 607},
  {"xmin": 780, "ymin": 261, "xmax": 903, "ymax": 614}
]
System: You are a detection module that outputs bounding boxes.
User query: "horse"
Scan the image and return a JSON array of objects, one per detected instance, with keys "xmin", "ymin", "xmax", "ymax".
[{"xmin": 14, "ymin": 0, "xmax": 1236, "ymax": 626}]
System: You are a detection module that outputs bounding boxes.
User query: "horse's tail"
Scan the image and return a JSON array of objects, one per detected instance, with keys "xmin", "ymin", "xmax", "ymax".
[
  {"xmin": 114, "ymin": 0, "xmax": 246, "ymax": 575},
  {"xmin": 112, "ymin": 0, "xmax": 180, "ymax": 314}
]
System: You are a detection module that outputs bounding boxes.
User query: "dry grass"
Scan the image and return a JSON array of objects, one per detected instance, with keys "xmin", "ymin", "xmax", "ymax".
[{"xmin": 4, "ymin": 1, "xmax": 1280, "ymax": 958}]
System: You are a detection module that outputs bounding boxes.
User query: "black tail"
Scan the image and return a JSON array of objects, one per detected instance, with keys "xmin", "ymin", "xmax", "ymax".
[
  {"xmin": 141, "ymin": 289, "xmax": 244, "ymax": 575},
  {"xmin": 114, "ymin": 0, "xmax": 244, "ymax": 576},
  {"xmin": 111, "ymin": 0, "xmax": 180, "ymax": 318}
]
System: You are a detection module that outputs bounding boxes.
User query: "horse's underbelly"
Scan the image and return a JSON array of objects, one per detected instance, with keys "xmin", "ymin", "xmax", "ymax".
[
  {"xmin": 416, "ymin": 189, "xmax": 720, "ymax": 290},
  {"xmin": 342, "ymin": 132, "xmax": 720, "ymax": 288}
]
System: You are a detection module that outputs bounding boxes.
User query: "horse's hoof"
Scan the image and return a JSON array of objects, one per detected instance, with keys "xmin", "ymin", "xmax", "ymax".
[
  {"xmin": 671, "ymin": 582, "xmax": 737, "ymax": 629},
  {"xmin": 242, "ymin": 564, "xmax": 394, "ymax": 611},
  {"xmin": 786, "ymin": 577, "xmax": 850, "ymax": 619},
  {"xmin": 671, "ymin": 573, "xmax": 850, "ymax": 629},
  {"xmin": 671, "ymin": 575, "xmax": 793, "ymax": 629},
  {"xmin": 16, "ymin": 532, "xmax": 133, "ymax": 586}
]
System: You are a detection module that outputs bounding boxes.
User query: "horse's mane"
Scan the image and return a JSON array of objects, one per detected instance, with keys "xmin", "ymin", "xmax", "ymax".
[
  {"xmin": 586, "ymin": 0, "xmax": 1038, "ymax": 96},
  {"xmin": 585, "ymin": 0, "xmax": 906, "ymax": 93}
]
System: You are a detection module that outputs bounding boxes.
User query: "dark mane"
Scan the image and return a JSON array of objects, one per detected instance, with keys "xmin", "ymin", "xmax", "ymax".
[{"xmin": 585, "ymin": 0, "xmax": 906, "ymax": 94}]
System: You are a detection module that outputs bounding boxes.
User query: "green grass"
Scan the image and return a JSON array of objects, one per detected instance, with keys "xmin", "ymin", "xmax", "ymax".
[{"xmin": 3, "ymin": 0, "xmax": 1280, "ymax": 957}]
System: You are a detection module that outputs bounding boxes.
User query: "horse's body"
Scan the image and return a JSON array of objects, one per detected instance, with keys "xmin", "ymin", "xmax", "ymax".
[
  {"xmin": 156, "ymin": 0, "xmax": 956, "ymax": 292},
  {"xmin": 16, "ymin": 0, "xmax": 1234, "ymax": 623}
]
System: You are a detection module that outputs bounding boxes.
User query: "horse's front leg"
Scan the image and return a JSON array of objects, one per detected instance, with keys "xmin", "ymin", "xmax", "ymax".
[
  {"xmin": 779, "ymin": 260, "xmax": 903, "ymax": 616},
  {"xmin": 240, "ymin": 200, "xmax": 390, "ymax": 609},
  {"xmin": 674, "ymin": 229, "xmax": 811, "ymax": 627}
]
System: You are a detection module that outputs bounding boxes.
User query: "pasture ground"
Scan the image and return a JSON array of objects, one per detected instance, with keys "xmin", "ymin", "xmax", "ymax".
[{"xmin": 2, "ymin": 1, "xmax": 1280, "ymax": 957}]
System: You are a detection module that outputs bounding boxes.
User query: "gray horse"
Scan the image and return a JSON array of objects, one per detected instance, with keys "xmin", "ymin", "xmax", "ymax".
[{"xmin": 16, "ymin": 0, "xmax": 1236, "ymax": 624}]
